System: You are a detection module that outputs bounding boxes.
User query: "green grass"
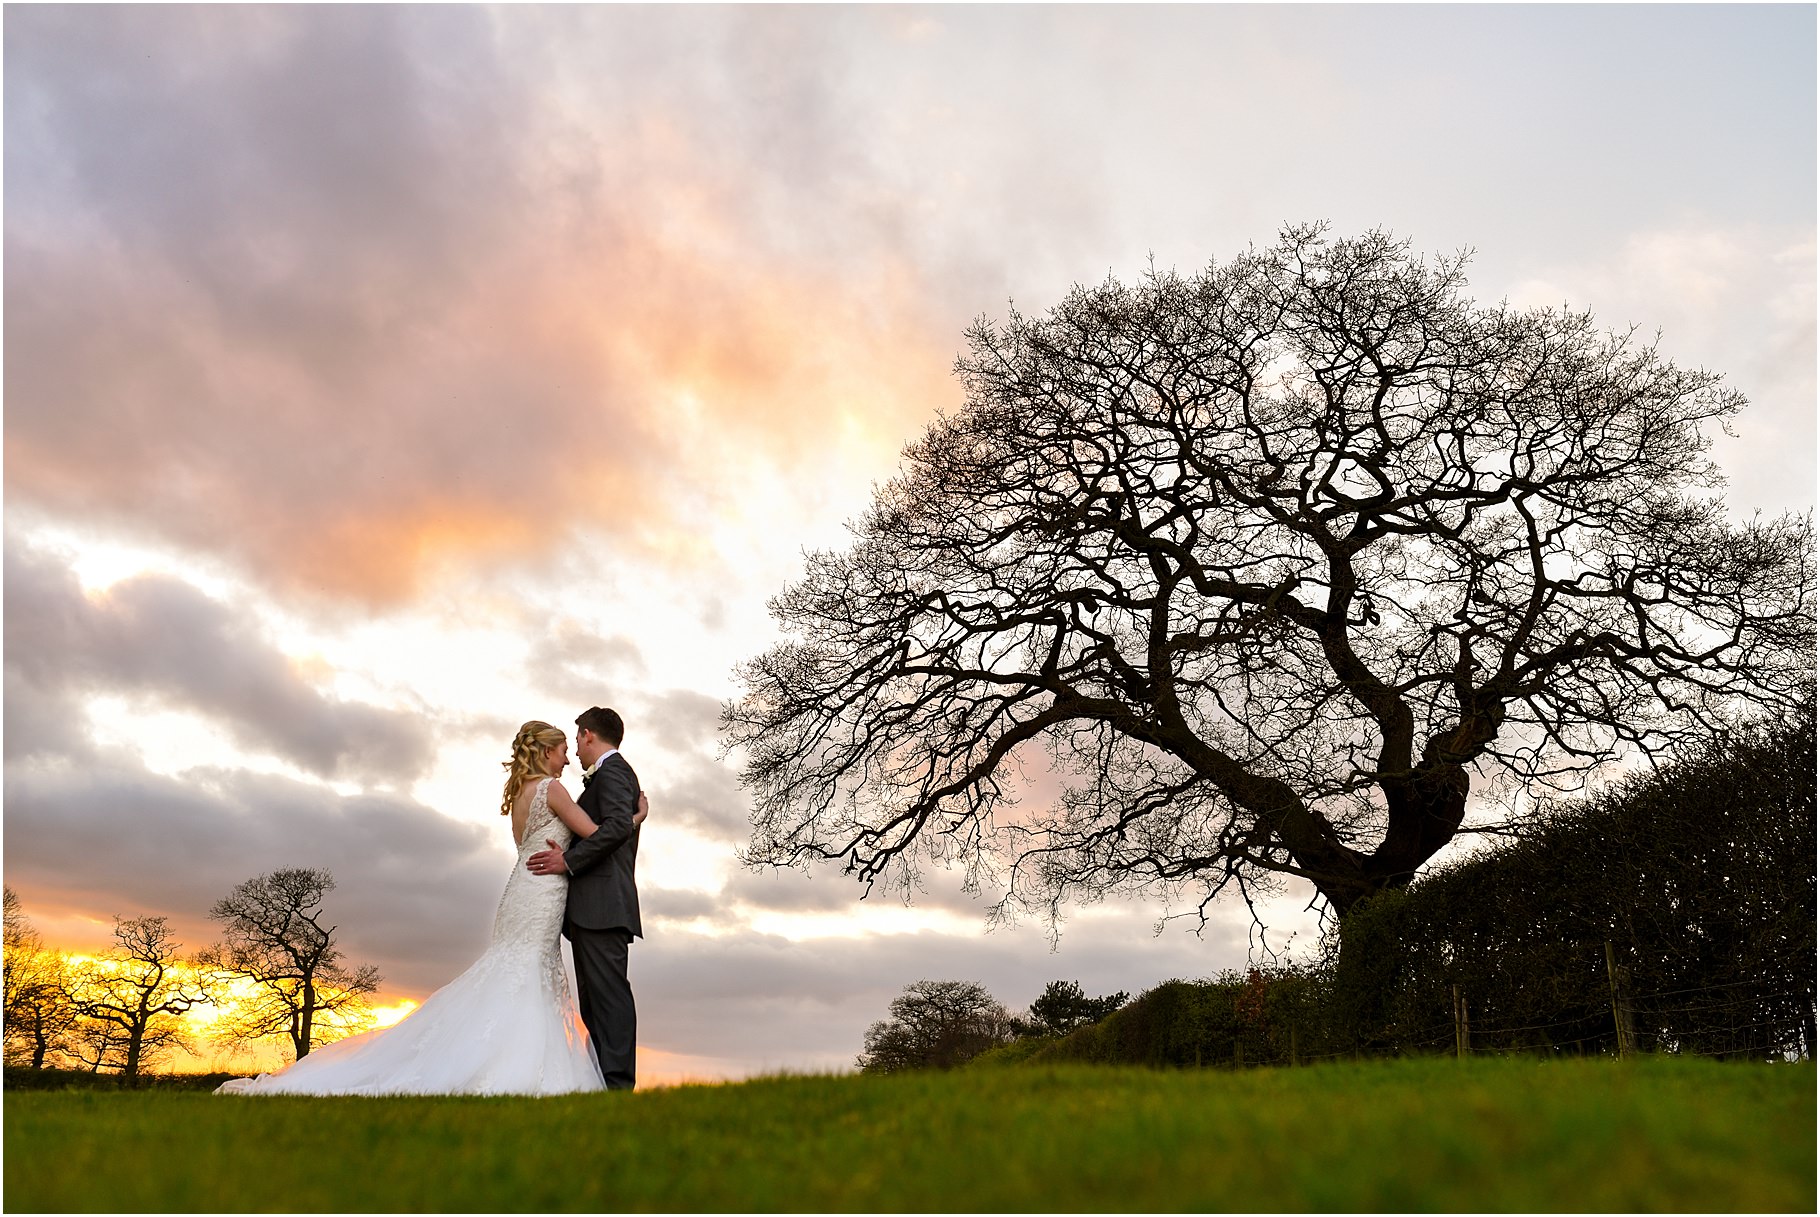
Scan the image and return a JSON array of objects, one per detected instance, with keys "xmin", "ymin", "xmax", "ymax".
[{"xmin": 5, "ymin": 1056, "xmax": 1812, "ymax": 1212}]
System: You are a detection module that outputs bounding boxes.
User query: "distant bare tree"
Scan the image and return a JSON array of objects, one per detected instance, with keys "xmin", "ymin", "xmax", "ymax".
[
  {"xmin": 3, "ymin": 887, "xmax": 80, "ymax": 1068},
  {"xmin": 857, "ymin": 979, "xmax": 1016, "ymax": 1072},
  {"xmin": 198, "ymin": 868, "xmax": 380, "ymax": 1061},
  {"xmin": 67, "ymin": 916, "xmax": 209, "ymax": 1078},
  {"xmin": 4, "ymin": 885, "xmax": 27, "ymax": 948},
  {"xmin": 727, "ymin": 224, "xmax": 1815, "ymax": 926}
]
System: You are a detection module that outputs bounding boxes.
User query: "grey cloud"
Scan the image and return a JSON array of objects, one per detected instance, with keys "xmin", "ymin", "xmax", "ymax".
[
  {"xmin": 639, "ymin": 690, "xmax": 724, "ymax": 749},
  {"xmin": 724, "ymin": 866, "xmax": 872, "ymax": 915},
  {"xmin": 633, "ymin": 854, "xmax": 1325, "ymax": 1076},
  {"xmin": 1, "ymin": 661, "xmax": 90, "ymax": 766},
  {"xmin": 648, "ymin": 757, "xmax": 748, "ymax": 843},
  {"xmin": 4, "ymin": 535, "xmax": 433, "ymax": 784},
  {"xmin": 525, "ymin": 621, "xmax": 648, "ymax": 711},
  {"xmin": 629, "ymin": 689, "xmax": 751, "ymax": 842},
  {"xmin": 642, "ymin": 886, "xmax": 723, "ymax": 922},
  {"xmin": 6, "ymin": 6, "xmax": 511, "ymax": 338},
  {"xmin": 7, "ymin": 6, "xmax": 1814, "ymax": 612},
  {"xmin": 446, "ymin": 711, "xmax": 527, "ymax": 751},
  {"xmin": 3, "ymin": 752, "xmax": 508, "ymax": 994}
]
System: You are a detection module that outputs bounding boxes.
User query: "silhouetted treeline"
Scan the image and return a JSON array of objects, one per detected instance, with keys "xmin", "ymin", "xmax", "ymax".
[
  {"xmin": 969, "ymin": 715, "xmax": 1814, "ymax": 1070},
  {"xmin": 1, "ymin": 1064, "xmax": 238, "ymax": 1091},
  {"xmin": 3, "ymin": 868, "xmax": 380, "ymax": 1076},
  {"xmin": 858, "ymin": 979, "xmax": 1131, "ymax": 1073}
]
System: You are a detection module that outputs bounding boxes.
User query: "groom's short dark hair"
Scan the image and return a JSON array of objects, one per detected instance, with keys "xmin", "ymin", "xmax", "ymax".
[{"xmin": 576, "ymin": 706, "xmax": 624, "ymax": 747}]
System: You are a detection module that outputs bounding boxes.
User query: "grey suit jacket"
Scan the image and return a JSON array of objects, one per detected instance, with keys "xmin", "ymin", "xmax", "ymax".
[{"xmin": 561, "ymin": 751, "xmax": 642, "ymax": 937}]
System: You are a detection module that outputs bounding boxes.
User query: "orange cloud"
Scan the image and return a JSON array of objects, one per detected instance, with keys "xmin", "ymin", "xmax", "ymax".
[
  {"xmin": 5, "ymin": 12, "xmax": 963, "ymax": 608},
  {"xmin": 8, "ymin": 186, "xmax": 956, "ymax": 606}
]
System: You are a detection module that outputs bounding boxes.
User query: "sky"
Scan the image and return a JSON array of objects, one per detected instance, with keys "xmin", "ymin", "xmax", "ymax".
[{"xmin": 4, "ymin": 4, "xmax": 1814, "ymax": 1083}]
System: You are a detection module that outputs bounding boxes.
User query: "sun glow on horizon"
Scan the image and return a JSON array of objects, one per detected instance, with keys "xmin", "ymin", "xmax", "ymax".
[
  {"xmin": 370, "ymin": 999, "xmax": 418, "ymax": 1028},
  {"xmin": 32, "ymin": 937, "xmax": 779, "ymax": 1083}
]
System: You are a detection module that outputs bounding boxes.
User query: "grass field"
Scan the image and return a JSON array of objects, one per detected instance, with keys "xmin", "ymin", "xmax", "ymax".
[{"xmin": 5, "ymin": 1056, "xmax": 1812, "ymax": 1212}]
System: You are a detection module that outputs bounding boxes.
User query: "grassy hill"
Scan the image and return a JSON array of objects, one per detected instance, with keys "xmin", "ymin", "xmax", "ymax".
[
  {"xmin": 6, "ymin": 1056, "xmax": 1811, "ymax": 1211},
  {"xmin": 972, "ymin": 972, "xmax": 1332, "ymax": 1069}
]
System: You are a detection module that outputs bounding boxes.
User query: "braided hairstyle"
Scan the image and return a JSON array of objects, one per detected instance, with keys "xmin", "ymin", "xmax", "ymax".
[{"xmin": 501, "ymin": 720, "xmax": 566, "ymax": 816}]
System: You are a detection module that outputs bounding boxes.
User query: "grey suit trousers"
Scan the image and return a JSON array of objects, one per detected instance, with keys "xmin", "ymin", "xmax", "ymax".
[{"xmin": 569, "ymin": 924, "xmax": 635, "ymax": 1089}]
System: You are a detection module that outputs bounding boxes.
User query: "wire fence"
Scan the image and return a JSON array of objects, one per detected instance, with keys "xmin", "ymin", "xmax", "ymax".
[{"xmin": 1060, "ymin": 949, "xmax": 1815, "ymax": 1071}]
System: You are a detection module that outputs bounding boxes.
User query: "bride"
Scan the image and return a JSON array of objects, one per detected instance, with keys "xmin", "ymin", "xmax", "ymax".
[{"xmin": 216, "ymin": 721, "xmax": 646, "ymax": 1096}]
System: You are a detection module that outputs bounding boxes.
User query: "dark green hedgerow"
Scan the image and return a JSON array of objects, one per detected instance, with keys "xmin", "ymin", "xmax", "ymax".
[
  {"xmin": 996, "ymin": 715, "xmax": 1814, "ymax": 1070},
  {"xmin": 1326, "ymin": 714, "xmax": 1815, "ymax": 1060},
  {"xmin": 1026, "ymin": 968, "xmax": 1333, "ymax": 1068}
]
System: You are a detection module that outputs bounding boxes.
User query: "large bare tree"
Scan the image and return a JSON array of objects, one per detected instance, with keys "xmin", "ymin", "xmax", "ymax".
[
  {"xmin": 725, "ymin": 226, "xmax": 1813, "ymax": 925},
  {"xmin": 198, "ymin": 868, "xmax": 380, "ymax": 1061}
]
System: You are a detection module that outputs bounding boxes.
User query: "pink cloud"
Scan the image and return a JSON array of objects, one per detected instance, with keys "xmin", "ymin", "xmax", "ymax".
[{"xmin": 5, "ymin": 6, "xmax": 959, "ymax": 605}]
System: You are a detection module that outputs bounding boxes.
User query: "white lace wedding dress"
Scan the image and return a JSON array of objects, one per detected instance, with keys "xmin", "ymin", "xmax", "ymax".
[{"xmin": 216, "ymin": 779, "xmax": 603, "ymax": 1096}]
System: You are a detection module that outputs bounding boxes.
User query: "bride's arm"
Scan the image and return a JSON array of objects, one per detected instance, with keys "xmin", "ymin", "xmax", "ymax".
[
  {"xmin": 547, "ymin": 782, "xmax": 597, "ymax": 838},
  {"xmin": 547, "ymin": 784, "xmax": 651, "ymax": 840}
]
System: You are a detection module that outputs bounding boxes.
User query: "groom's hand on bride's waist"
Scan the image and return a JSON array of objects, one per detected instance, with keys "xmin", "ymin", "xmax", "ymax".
[{"xmin": 526, "ymin": 840, "xmax": 569, "ymax": 876}]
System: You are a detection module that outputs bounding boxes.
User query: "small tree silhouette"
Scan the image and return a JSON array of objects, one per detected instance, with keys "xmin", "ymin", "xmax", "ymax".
[
  {"xmin": 67, "ymin": 916, "xmax": 208, "ymax": 1078},
  {"xmin": 198, "ymin": 868, "xmax": 380, "ymax": 1061},
  {"xmin": 1023, "ymin": 979, "xmax": 1128, "ymax": 1037},
  {"xmin": 857, "ymin": 979, "xmax": 1015, "ymax": 1072}
]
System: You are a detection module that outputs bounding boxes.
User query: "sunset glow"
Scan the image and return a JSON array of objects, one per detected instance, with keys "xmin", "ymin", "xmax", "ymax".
[{"xmin": 370, "ymin": 1000, "xmax": 419, "ymax": 1030}]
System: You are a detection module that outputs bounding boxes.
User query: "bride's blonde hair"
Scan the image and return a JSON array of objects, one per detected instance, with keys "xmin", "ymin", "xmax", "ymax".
[{"xmin": 502, "ymin": 721, "xmax": 566, "ymax": 816}]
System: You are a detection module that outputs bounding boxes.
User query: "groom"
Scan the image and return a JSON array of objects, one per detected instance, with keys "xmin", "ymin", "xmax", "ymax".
[{"xmin": 527, "ymin": 705, "xmax": 642, "ymax": 1090}]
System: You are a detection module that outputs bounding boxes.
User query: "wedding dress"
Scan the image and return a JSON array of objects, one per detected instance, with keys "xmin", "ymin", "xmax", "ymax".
[{"xmin": 216, "ymin": 778, "xmax": 603, "ymax": 1095}]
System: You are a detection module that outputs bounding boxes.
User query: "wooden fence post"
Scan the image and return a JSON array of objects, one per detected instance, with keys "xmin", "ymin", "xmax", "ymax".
[
  {"xmin": 1452, "ymin": 984, "xmax": 1470, "ymax": 1059},
  {"xmin": 1605, "ymin": 940, "xmax": 1635, "ymax": 1058},
  {"xmin": 1290, "ymin": 1022, "xmax": 1299, "ymax": 1068}
]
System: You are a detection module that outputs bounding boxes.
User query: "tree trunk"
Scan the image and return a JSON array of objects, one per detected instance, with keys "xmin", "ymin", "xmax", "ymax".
[
  {"xmin": 297, "ymin": 984, "xmax": 316, "ymax": 1058},
  {"xmin": 1251, "ymin": 764, "xmax": 1471, "ymax": 919},
  {"xmin": 1299, "ymin": 771, "xmax": 1470, "ymax": 917}
]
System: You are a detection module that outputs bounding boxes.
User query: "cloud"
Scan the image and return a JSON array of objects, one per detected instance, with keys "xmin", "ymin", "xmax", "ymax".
[
  {"xmin": 1503, "ymin": 224, "xmax": 1815, "ymax": 516},
  {"xmin": 523, "ymin": 620, "xmax": 648, "ymax": 710},
  {"xmin": 3, "ymin": 535, "xmax": 434, "ymax": 783},
  {"xmin": 723, "ymin": 866, "xmax": 873, "ymax": 914},
  {"xmin": 631, "ymin": 689, "xmax": 752, "ymax": 842},
  {"xmin": 8, "ymin": 8, "xmax": 1813, "ymax": 612},
  {"xmin": 2, "ymin": 752, "xmax": 506, "ymax": 994},
  {"xmin": 642, "ymin": 886, "xmax": 724, "ymax": 922},
  {"xmin": 4, "ymin": 5, "xmax": 959, "ymax": 607}
]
